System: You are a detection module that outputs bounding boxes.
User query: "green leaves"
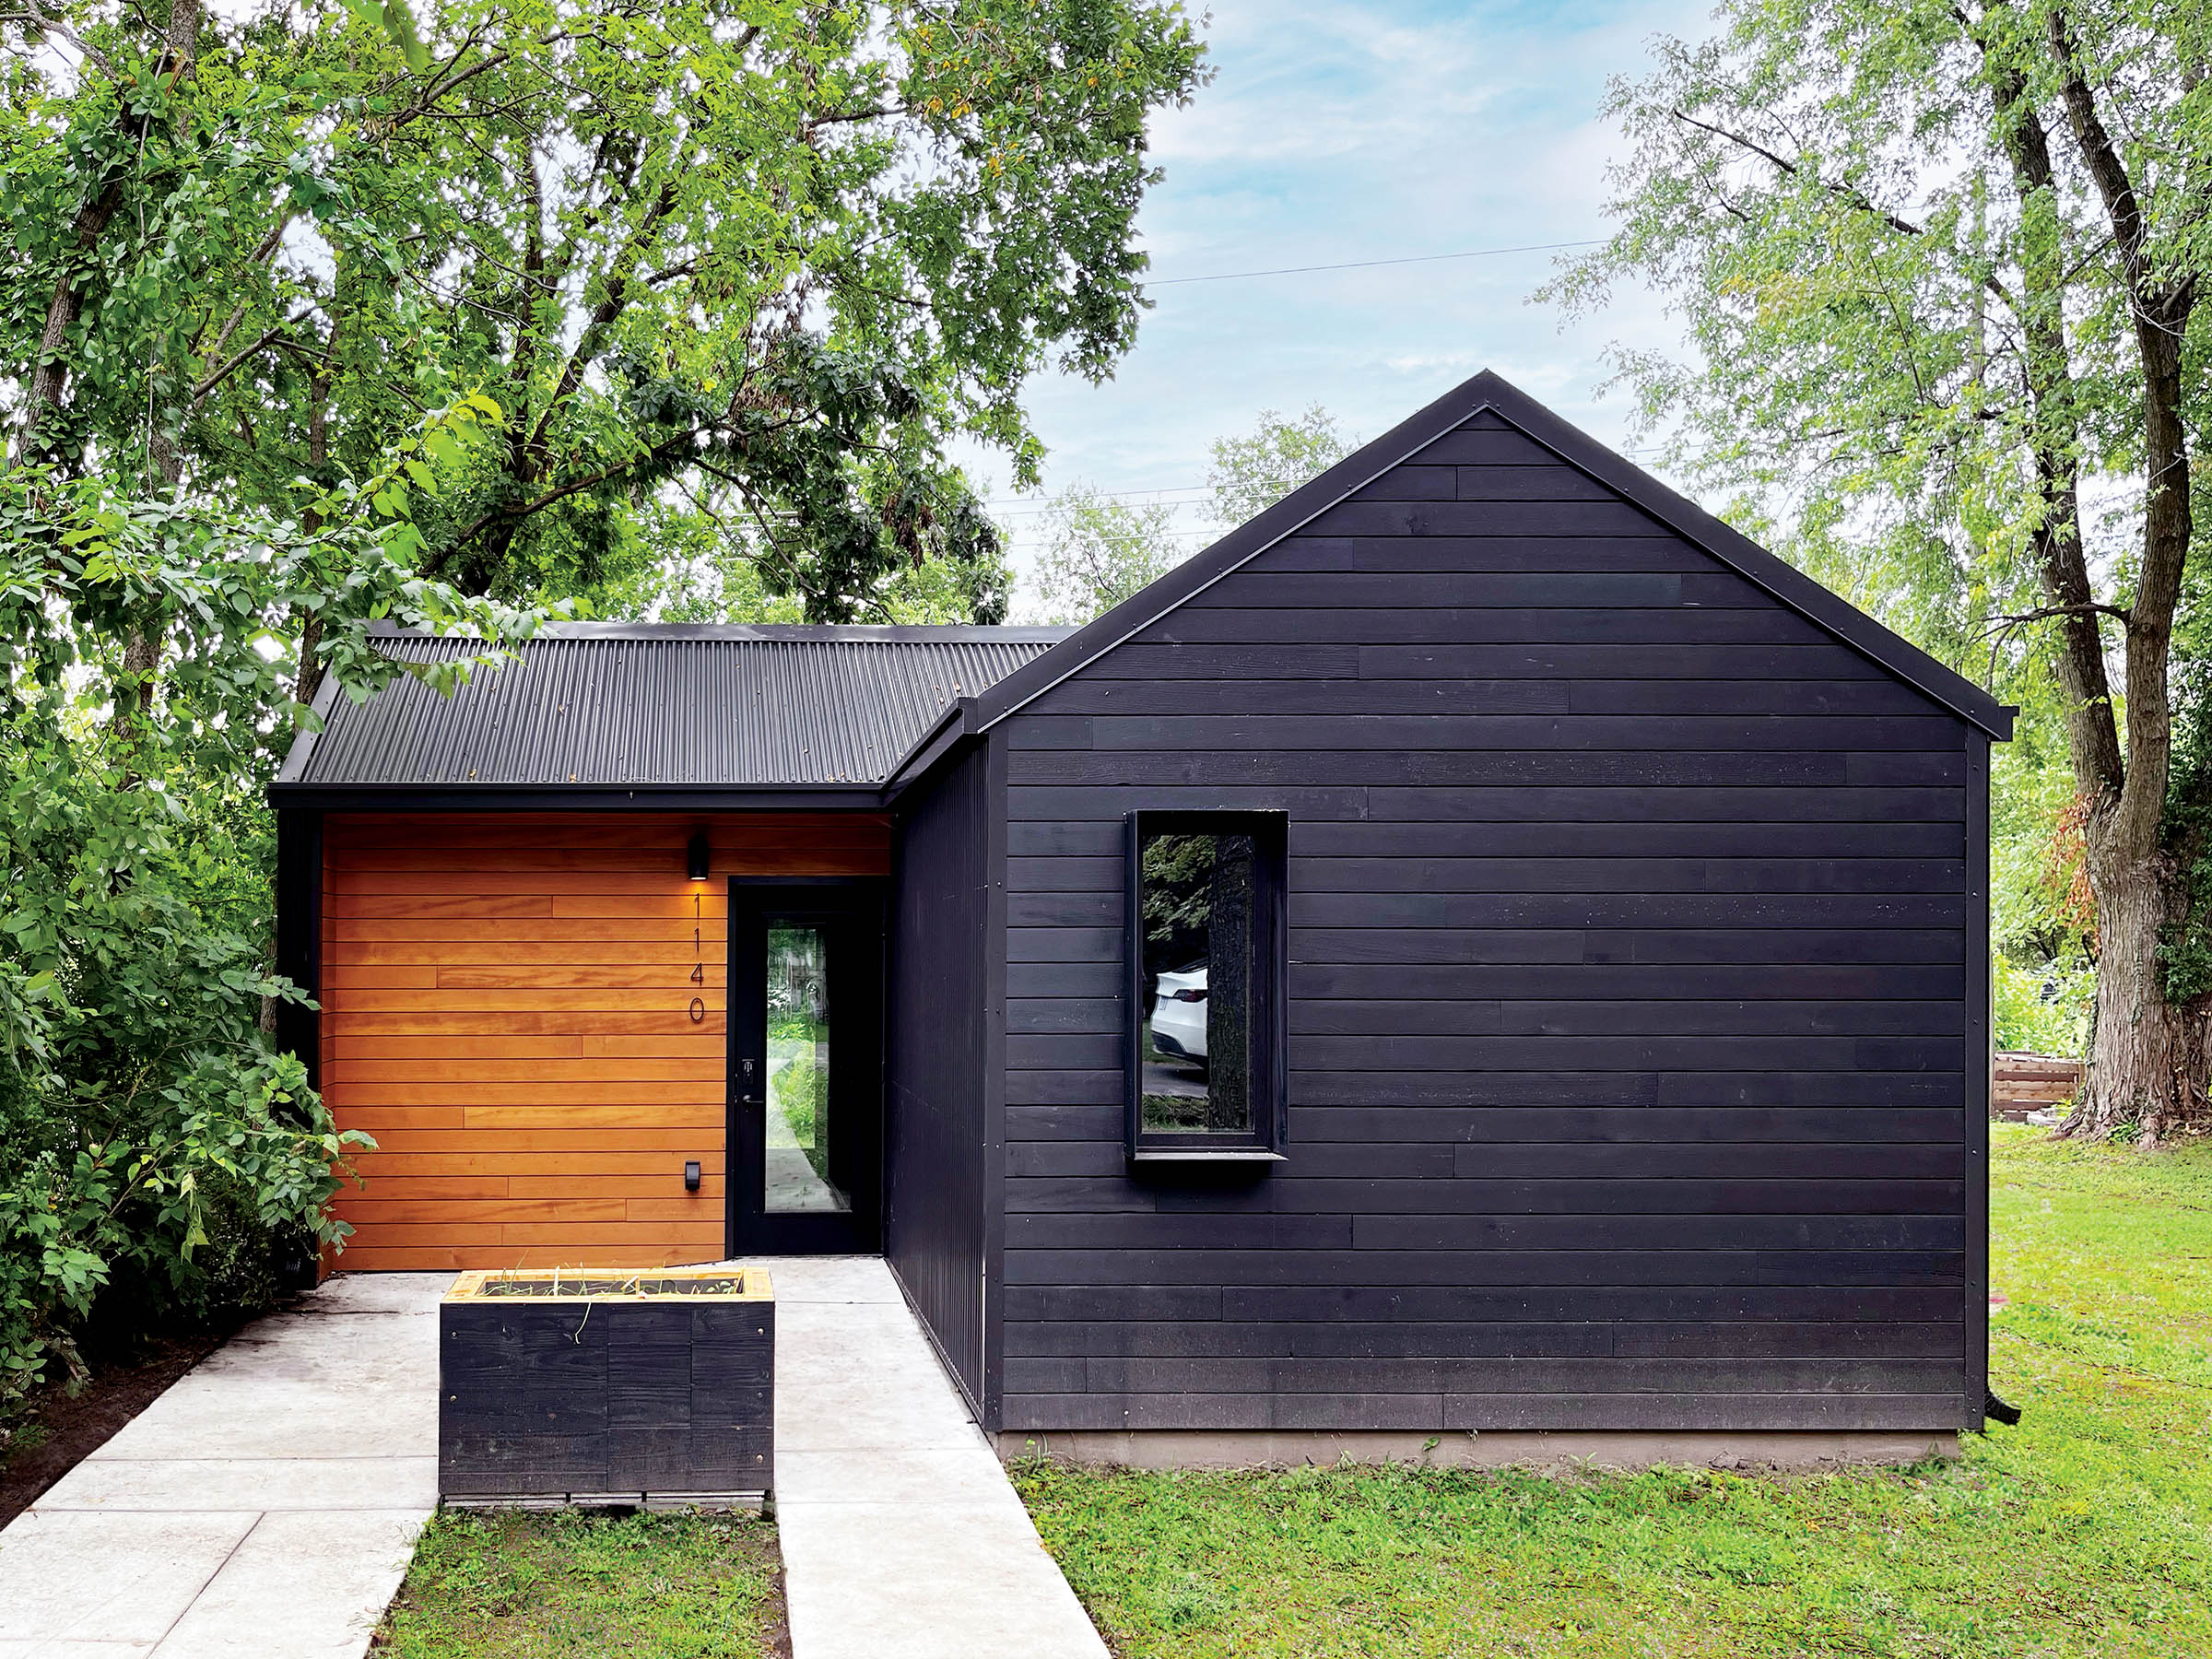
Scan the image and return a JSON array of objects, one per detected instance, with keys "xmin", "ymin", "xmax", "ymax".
[
  {"xmin": 1, "ymin": 0, "xmax": 1204, "ymax": 619},
  {"xmin": 0, "ymin": 394, "xmax": 567, "ymax": 1422},
  {"xmin": 354, "ymin": 0, "xmax": 433, "ymax": 73},
  {"xmin": 1030, "ymin": 408, "xmax": 1348, "ymax": 625},
  {"xmin": 1547, "ymin": 0, "xmax": 2212, "ymax": 1058}
]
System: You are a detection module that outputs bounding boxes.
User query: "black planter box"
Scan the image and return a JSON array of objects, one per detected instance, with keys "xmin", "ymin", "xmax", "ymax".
[{"xmin": 439, "ymin": 1266, "xmax": 773, "ymax": 1506}]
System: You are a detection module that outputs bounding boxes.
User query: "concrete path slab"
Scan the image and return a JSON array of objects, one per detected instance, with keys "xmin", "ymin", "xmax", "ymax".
[
  {"xmin": 0, "ymin": 1274, "xmax": 444, "ymax": 1658},
  {"xmin": 3, "ymin": 1259, "xmax": 1104, "ymax": 1659},
  {"xmin": 761, "ymin": 1257, "xmax": 1108, "ymax": 1659}
]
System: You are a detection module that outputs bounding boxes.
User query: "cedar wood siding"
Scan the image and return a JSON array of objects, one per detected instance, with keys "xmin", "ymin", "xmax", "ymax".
[
  {"xmin": 994, "ymin": 408, "xmax": 1982, "ymax": 1437},
  {"xmin": 321, "ymin": 810, "xmax": 888, "ymax": 1270},
  {"xmin": 886, "ymin": 743, "xmax": 992, "ymax": 1406}
]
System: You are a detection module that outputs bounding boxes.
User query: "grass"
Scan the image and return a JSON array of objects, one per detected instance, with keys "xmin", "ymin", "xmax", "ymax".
[
  {"xmin": 373, "ymin": 1509, "xmax": 784, "ymax": 1657},
  {"xmin": 1015, "ymin": 1127, "xmax": 2212, "ymax": 1658}
]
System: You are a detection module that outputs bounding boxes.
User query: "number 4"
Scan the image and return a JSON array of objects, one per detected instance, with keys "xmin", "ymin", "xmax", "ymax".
[{"xmin": 691, "ymin": 961, "xmax": 704, "ymax": 985}]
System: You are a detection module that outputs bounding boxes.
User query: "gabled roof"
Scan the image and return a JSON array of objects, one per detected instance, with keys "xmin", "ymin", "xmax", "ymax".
[
  {"xmin": 275, "ymin": 371, "xmax": 2012, "ymax": 812},
  {"xmin": 272, "ymin": 623, "xmax": 1067, "ymax": 796},
  {"xmin": 960, "ymin": 369, "xmax": 2015, "ymax": 742}
]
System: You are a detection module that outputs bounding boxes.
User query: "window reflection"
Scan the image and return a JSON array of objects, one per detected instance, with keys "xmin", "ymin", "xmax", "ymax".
[
  {"xmin": 764, "ymin": 922, "xmax": 847, "ymax": 1213},
  {"xmin": 1137, "ymin": 831, "xmax": 1256, "ymax": 1135}
]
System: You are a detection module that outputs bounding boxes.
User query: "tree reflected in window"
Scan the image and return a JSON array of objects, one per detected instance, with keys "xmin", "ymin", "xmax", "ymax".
[{"xmin": 1128, "ymin": 813, "xmax": 1284, "ymax": 1157}]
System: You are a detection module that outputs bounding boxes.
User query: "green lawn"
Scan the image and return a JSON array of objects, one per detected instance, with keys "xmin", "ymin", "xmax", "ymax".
[
  {"xmin": 1015, "ymin": 1127, "xmax": 2212, "ymax": 1658},
  {"xmin": 373, "ymin": 1509, "xmax": 783, "ymax": 1657}
]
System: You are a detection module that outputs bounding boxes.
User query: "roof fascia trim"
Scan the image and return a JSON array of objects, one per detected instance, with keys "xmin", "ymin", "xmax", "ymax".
[
  {"xmin": 969, "ymin": 368, "xmax": 2014, "ymax": 743},
  {"xmin": 878, "ymin": 699, "xmax": 975, "ymax": 801},
  {"xmin": 1467, "ymin": 375, "xmax": 2016, "ymax": 741},
  {"xmin": 968, "ymin": 376, "xmax": 1500, "ymax": 732},
  {"xmin": 270, "ymin": 670, "xmax": 347, "ymax": 793},
  {"xmin": 266, "ymin": 784, "xmax": 893, "ymax": 812}
]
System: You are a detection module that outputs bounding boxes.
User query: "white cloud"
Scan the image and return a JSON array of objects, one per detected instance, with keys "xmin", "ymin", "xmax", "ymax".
[{"xmin": 968, "ymin": 0, "xmax": 1720, "ymax": 593}]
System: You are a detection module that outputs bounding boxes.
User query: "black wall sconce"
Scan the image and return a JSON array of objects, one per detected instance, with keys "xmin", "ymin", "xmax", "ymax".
[
  {"xmin": 684, "ymin": 1160, "xmax": 702, "ymax": 1194},
  {"xmin": 686, "ymin": 830, "xmax": 711, "ymax": 881}
]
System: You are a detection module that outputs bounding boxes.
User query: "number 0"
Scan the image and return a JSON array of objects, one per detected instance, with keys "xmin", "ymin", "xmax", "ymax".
[{"xmin": 688, "ymin": 996, "xmax": 707, "ymax": 1024}]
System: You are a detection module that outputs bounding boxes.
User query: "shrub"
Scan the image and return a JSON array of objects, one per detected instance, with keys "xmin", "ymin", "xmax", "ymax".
[{"xmin": 0, "ymin": 406, "xmax": 555, "ymax": 1450}]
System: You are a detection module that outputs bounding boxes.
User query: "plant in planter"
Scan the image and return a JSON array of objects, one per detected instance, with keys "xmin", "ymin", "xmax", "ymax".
[{"xmin": 439, "ymin": 1266, "xmax": 772, "ymax": 1508}]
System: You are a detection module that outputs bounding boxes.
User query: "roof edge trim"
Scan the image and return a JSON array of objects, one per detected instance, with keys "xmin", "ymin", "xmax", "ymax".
[
  {"xmin": 263, "ymin": 783, "xmax": 896, "ymax": 812},
  {"xmin": 880, "ymin": 699, "xmax": 974, "ymax": 797},
  {"xmin": 1468, "ymin": 376, "xmax": 2014, "ymax": 741},
  {"xmin": 970, "ymin": 369, "xmax": 2015, "ymax": 742},
  {"xmin": 365, "ymin": 619, "xmax": 1076, "ymax": 643},
  {"xmin": 271, "ymin": 667, "xmax": 347, "ymax": 790}
]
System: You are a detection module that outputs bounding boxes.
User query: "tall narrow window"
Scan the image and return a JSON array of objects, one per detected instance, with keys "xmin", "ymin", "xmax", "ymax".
[
  {"xmin": 764, "ymin": 922, "xmax": 844, "ymax": 1214},
  {"xmin": 1127, "ymin": 811, "xmax": 1287, "ymax": 1160}
]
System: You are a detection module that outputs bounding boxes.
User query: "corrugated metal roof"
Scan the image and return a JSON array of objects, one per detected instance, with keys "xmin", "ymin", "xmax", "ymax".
[{"xmin": 285, "ymin": 624, "xmax": 1068, "ymax": 789}]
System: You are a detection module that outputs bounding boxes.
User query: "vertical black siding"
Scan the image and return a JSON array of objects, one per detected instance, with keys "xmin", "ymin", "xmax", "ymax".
[
  {"xmin": 273, "ymin": 808, "xmax": 322, "ymax": 1089},
  {"xmin": 993, "ymin": 409, "xmax": 1979, "ymax": 1437},
  {"xmin": 887, "ymin": 742, "xmax": 990, "ymax": 1406},
  {"xmin": 1964, "ymin": 732, "xmax": 1992, "ymax": 1424},
  {"xmin": 982, "ymin": 732, "xmax": 1013, "ymax": 1430}
]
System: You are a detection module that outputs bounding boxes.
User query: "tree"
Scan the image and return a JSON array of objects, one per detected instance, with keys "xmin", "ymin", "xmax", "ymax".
[
  {"xmin": 3, "ymin": 0, "xmax": 1209, "ymax": 641},
  {"xmin": 1028, "ymin": 483, "xmax": 1184, "ymax": 624},
  {"xmin": 1025, "ymin": 406, "xmax": 1352, "ymax": 624},
  {"xmin": 1206, "ymin": 403, "xmax": 1350, "ymax": 524},
  {"xmin": 590, "ymin": 498, "xmax": 1013, "ymax": 626},
  {"xmin": 0, "ymin": 403, "xmax": 553, "ymax": 1430},
  {"xmin": 1547, "ymin": 1, "xmax": 2212, "ymax": 1144}
]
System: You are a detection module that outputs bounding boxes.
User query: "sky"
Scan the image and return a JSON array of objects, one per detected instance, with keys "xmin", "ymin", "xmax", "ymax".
[{"xmin": 980, "ymin": 0, "xmax": 1719, "ymax": 610}]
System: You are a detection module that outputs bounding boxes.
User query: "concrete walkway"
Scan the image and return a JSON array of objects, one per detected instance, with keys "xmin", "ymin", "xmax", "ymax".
[
  {"xmin": 0, "ymin": 1260, "xmax": 1103, "ymax": 1659},
  {"xmin": 764, "ymin": 1256, "xmax": 1108, "ymax": 1659},
  {"xmin": 0, "ymin": 1273, "xmax": 442, "ymax": 1658}
]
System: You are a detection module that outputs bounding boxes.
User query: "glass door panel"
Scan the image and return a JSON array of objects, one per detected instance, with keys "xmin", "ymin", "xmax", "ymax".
[
  {"xmin": 728, "ymin": 881, "xmax": 881, "ymax": 1254},
  {"xmin": 764, "ymin": 922, "xmax": 847, "ymax": 1215}
]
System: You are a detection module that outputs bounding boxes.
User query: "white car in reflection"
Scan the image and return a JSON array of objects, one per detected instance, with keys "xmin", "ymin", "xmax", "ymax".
[{"xmin": 1149, "ymin": 963, "xmax": 1208, "ymax": 1065}]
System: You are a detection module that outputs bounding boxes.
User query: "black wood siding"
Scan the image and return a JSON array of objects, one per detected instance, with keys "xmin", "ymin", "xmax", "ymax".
[
  {"xmin": 887, "ymin": 742, "xmax": 990, "ymax": 1406},
  {"xmin": 273, "ymin": 808, "xmax": 322, "ymax": 1090},
  {"xmin": 992, "ymin": 410, "xmax": 1980, "ymax": 1437}
]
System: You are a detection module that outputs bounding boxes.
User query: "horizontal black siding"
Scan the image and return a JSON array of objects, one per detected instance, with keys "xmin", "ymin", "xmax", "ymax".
[{"xmin": 992, "ymin": 408, "xmax": 1975, "ymax": 1438}]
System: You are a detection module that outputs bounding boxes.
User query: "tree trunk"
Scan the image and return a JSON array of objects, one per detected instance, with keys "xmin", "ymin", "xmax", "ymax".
[
  {"xmin": 13, "ymin": 0, "xmax": 202, "ymax": 467},
  {"xmin": 2065, "ymin": 827, "xmax": 2206, "ymax": 1145},
  {"xmin": 1966, "ymin": 16, "xmax": 2207, "ymax": 1147},
  {"xmin": 1205, "ymin": 835, "xmax": 1253, "ymax": 1133},
  {"xmin": 107, "ymin": 628, "xmax": 160, "ymax": 752}
]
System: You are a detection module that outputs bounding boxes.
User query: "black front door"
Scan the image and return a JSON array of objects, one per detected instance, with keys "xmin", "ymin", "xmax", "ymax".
[{"xmin": 726, "ymin": 879, "xmax": 885, "ymax": 1254}]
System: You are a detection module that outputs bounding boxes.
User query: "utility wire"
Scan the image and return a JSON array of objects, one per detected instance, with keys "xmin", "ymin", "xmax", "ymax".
[
  {"xmin": 1147, "ymin": 238, "xmax": 1607, "ymax": 287},
  {"xmin": 986, "ymin": 437, "xmax": 1668, "ymax": 513}
]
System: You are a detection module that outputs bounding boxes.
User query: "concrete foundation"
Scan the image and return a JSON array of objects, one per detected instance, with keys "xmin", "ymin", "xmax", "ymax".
[{"xmin": 996, "ymin": 1428, "xmax": 1961, "ymax": 1474}]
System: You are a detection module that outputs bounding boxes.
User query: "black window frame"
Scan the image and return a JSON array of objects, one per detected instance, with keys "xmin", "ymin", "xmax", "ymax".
[{"xmin": 1124, "ymin": 808, "xmax": 1288, "ymax": 1164}]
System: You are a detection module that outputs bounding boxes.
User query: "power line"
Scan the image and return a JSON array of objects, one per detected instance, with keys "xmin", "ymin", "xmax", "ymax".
[
  {"xmin": 985, "ymin": 484, "xmax": 1212, "ymax": 508},
  {"xmin": 1147, "ymin": 238, "xmax": 1607, "ymax": 288},
  {"xmin": 995, "ymin": 490, "xmax": 1220, "ymax": 511},
  {"xmin": 986, "ymin": 439, "xmax": 1671, "ymax": 514}
]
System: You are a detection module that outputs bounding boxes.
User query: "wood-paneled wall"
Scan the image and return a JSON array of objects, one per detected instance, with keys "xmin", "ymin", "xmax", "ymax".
[{"xmin": 322, "ymin": 811, "xmax": 890, "ymax": 1270}]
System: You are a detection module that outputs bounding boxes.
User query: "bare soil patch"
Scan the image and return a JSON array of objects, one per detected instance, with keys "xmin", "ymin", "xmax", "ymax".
[{"xmin": 0, "ymin": 1324, "xmax": 238, "ymax": 1528}]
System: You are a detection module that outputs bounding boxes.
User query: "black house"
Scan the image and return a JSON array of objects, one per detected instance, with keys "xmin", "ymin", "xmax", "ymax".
[{"xmin": 274, "ymin": 369, "xmax": 2011, "ymax": 1468}]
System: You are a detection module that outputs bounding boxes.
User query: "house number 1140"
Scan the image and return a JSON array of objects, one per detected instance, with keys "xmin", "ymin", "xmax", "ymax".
[{"xmin": 688, "ymin": 889, "xmax": 706, "ymax": 1022}]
